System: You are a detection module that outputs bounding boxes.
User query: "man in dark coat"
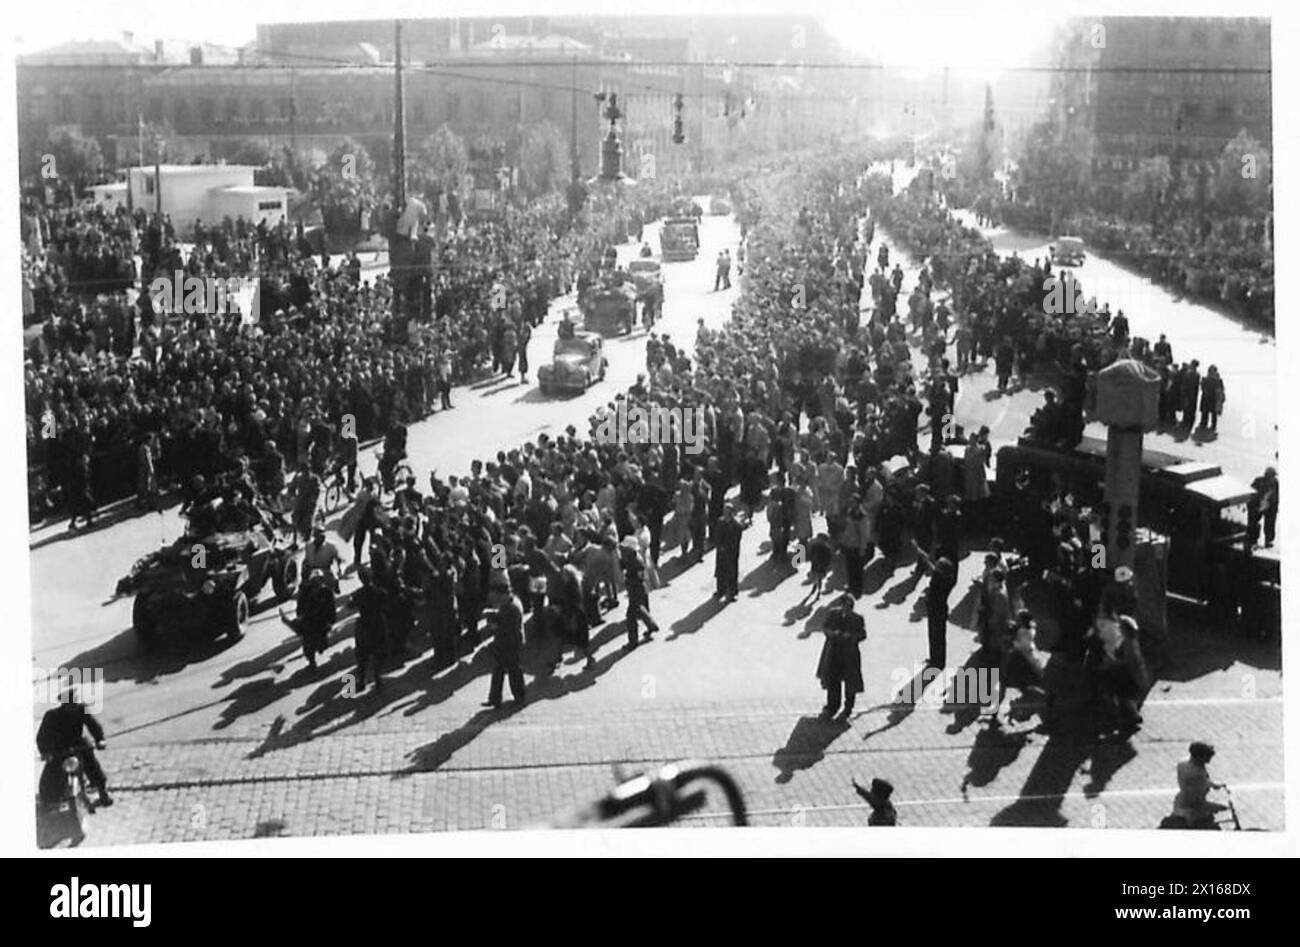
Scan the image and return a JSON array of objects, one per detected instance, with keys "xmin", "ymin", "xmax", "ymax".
[
  {"xmin": 484, "ymin": 574, "xmax": 526, "ymax": 707},
  {"xmin": 349, "ymin": 567, "xmax": 388, "ymax": 693},
  {"xmin": 1181, "ymin": 360, "xmax": 1201, "ymax": 429},
  {"xmin": 914, "ymin": 546, "xmax": 957, "ymax": 668},
  {"xmin": 37, "ymin": 685, "xmax": 111, "ymax": 806},
  {"xmin": 1250, "ymin": 466, "xmax": 1279, "ymax": 548},
  {"xmin": 282, "ymin": 569, "xmax": 337, "ymax": 670},
  {"xmin": 714, "ymin": 504, "xmax": 746, "ymax": 601},
  {"xmin": 516, "ymin": 320, "xmax": 532, "ymax": 383},
  {"xmin": 689, "ymin": 468, "xmax": 711, "ymax": 562},
  {"xmin": 817, "ymin": 594, "xmax": 867, "ymax": 722}
]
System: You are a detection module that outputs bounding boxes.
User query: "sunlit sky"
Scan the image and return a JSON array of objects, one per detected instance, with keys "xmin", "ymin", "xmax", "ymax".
[{"xmin": 4, "ymin": 0, "xmax": 1279, "ymax": 81}]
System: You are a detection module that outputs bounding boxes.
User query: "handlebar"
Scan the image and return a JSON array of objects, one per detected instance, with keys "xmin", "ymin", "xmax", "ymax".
[{"xmin": 554, "ymin": 760, "xmax": 747, "ymax": 828}]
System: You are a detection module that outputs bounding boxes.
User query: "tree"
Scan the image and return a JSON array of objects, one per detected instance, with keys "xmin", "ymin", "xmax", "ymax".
[
  {"xmin": 212, "ymin": 138, "xmax": 273, "ymax": 167},
  {"xmin": 42, "ymin": 127, "xmax": 104, "ymax": 186},
  {"xmin": 517, "ymin": 121, "xmax": 567, "ymax": 196},
  {"xmin": 312, "ymin": 138, "xmax": 378, "ymax": 237},
  {"xmin": 1121, "ymin": 156, "xmax": 1173, "ymax": 226},
  {"xmin": 1214, "ymin": 130, "xmax": 1270, "ymax": 215},
  {"xmin": 411, "ymin": 124, "xmax": 467, "ymax": 201},
  {"xmin": 1011, "ymin": 116, "xmax": 1092, "ymax": 233}
]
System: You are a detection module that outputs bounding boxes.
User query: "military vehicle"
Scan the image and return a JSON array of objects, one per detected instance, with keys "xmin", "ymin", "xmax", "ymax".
[
  {"xmin": 116, "ymin": 485, "xmax": 301, "ymax": 650},
  {"xmin": 578, "ymin": 278, "xmax": 637, "ymax": 335}
]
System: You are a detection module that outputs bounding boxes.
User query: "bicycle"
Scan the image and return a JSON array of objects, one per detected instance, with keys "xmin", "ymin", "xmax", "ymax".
[
  {"xmin": 320, "ymin": 458, "xmax": 354, "ymax": 513},
  {"xmin": 1159, "ymin": 785, "xmax": 1255, "ymax": 830}
]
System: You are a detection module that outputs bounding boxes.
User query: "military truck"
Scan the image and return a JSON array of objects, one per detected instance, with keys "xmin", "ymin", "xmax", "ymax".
[
  {"xmin": 578, "ymin": 279, "xmax": 637, "ymax": 335},
  {"xmin": 116, "ymin": 488, "xmax": 301, "ymax": 650},
  {"xmin": 660, "ymin": 217, "xmax": 700, "ymax": 262}
]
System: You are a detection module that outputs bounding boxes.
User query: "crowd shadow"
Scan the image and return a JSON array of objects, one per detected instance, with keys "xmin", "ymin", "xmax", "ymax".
[
  {"xmin": 795, "ymin": 602, "xmax": 834, "ymax": 640},
  {"xmin": 512, "ymin": 386, "xmax": 572, "ymax": 405},
  {"xmin": 940, "ymin": 650, "xmax": 998, "ymax": 734},
  {"xmin": 739, "ymin": 557, "xmax": 798, "ymax": 597},
  {"xmin": 876, "ymin": 570, "xmax": 922, "ymax": 608},
  {"xmin": 960, "ymin": 725, "xmax": 1031, "ymax": 793},
  {"xmin": 398, "ymin": 618, "xmax": 640, "ymax": 775},
  {"xmin": 30, "ymin": 498, "xmax": 181, "ymax": 553},
  {"xmin": 861, "ymin": 558, "xmax": 895, "ymax": 596},
  {"xmin": 477, "ymin": 378, "xmax": 523, "ymax": 398},
  {"xmin": 58, "ymin": 613, "xmax": 276, "ymax": 686}
]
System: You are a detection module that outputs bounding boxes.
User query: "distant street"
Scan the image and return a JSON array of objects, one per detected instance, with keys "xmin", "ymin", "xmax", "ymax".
[{"xmin": 947, "ymin": 208, "xmax": 1277, "ymax": 484}]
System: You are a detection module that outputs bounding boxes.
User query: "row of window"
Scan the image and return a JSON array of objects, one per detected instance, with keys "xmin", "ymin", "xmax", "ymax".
[{"xmin": 24, "ymin": 89, "xmax": 696, "ymax": 138}]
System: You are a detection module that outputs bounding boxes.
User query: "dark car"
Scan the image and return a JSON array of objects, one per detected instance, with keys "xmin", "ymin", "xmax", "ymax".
[{"xmin": 539, "ymin": 333, "xmax": 608, "ymax": 394}]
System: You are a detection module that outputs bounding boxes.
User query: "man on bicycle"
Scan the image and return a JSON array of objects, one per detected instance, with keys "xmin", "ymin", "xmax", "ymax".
[{"xmin": 378, "ymin": 425, "xmax": 408, "ymax": 493}]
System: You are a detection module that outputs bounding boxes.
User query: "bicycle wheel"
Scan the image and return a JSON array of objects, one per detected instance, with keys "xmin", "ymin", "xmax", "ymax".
[{"xmin": 324, "ymin": 481, "xmax": 343, "ymax": 511}]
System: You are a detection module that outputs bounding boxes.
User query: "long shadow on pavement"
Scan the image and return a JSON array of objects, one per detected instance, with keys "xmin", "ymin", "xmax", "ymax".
[
  {"xmin": 859, "ymin": 668, "xmax": 930, "ymax": 740},
  {"xmin": 397, "ymin": 618, "xmax": 640, "ymax": 775},
  {"xmin": 667, "ymin": 596, "xmax": 728, "ymax": 639},
  {"xmin": 772, "ymin": 715, "xmax": 852, "ymax": 784},
  {"xmin": 739, "ymin": 557, "xmax": 798, "ymax": 596}
]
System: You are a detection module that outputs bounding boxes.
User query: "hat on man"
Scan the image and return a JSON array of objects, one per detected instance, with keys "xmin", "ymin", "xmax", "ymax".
[{"xmin": 862, "ymin": 778, "xmax": 894, "ymax": 808}]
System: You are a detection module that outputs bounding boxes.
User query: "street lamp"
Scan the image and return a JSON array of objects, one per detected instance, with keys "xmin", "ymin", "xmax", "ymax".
[{"xmin": 594, "ymin": 91, "xmax": 628, "ymax": 183}]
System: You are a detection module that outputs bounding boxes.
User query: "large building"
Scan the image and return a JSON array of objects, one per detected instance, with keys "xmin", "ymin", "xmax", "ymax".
[
  {"xmin": 1046, "ymin": 17, "xmax": 1271, "ymax": 188},
  {"xmin": 17, "ymin": 15, "xmax": 870, "ymax": 185}
]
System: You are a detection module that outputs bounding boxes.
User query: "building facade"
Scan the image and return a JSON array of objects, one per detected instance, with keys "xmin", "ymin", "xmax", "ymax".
[
  {"xmin": 18, "ymin": 16, "xmax": 870, "ymax": 184},
  {"xmin": 1047, "ymin": 16, "xmax": 1271, "ymax": 187}
]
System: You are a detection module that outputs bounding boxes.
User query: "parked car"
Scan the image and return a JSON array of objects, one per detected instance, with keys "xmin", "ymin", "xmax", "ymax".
[
  {"xmin": 538, "ymin": 333, "xmax": 608, "ymax": 394},
  {"xmin": 708, "ymin": 194, "xmax": 732, "ymax": 215},
  {"xmin": 1050, "ymin": 236, "xmax": 1087, "ymax": 267}
]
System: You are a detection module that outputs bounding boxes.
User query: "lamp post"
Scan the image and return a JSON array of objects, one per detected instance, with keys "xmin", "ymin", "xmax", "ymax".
[{"xmin": 595, "ymin": 91, "xmax": 625, "ymax": 182}]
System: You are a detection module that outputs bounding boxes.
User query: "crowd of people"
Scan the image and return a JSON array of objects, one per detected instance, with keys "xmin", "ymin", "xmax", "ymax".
[
  {"xmin": 26, "ymin": 143, "xmax": 1272, "ymax": 774},
  {"xmin": 879, "ymin": 170, "xmax": 1236, "ymax": 450},
  {"xmin": 975, "ymin": 183, "xmax": 1273, "ymax": 329},
  {"xmin": 259, "ymin": 149, "xmax": 1154, "ymax": 746},
  {"xmin": 22, "ymin": 176, "xmax": 707, "ymax": 524}
]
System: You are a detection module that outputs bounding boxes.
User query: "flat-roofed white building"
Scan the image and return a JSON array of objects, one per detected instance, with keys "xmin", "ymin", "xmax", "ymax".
[{"xmin": 126, "ymin": 164, "xmax": 288, "ymax": 234}]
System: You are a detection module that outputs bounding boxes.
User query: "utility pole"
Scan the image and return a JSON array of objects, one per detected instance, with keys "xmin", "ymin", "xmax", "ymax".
[
  {"xmin": 570, "ymin": 55, "xmax": 579, "ymax": 183},
  {"xmin": 394, "ymin": 20, "xmax": 406, "ymax": 209},
  {"xmin": 392, "ymin": 19, "xmax": 407, "ymax": 323},
  {"xmin": 289, "ymin": 67, "xmax": 297, "ymax": 152},
  {"xmin": 695, "ymin": 61, "xmax": 705, "ymax": 173},
  {"xmin": 154, "ymin": 134, "xmax": 162, "ymax": 216}
]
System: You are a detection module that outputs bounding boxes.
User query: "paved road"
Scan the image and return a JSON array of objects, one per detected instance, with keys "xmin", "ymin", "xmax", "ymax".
[
  {"xmin": 28, "ymin": 197, "xmax": 1283, "ymax": 845},
  {"xmin": 945, "ymin": 209, "xmax": 1277, "ymax": 485}
]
